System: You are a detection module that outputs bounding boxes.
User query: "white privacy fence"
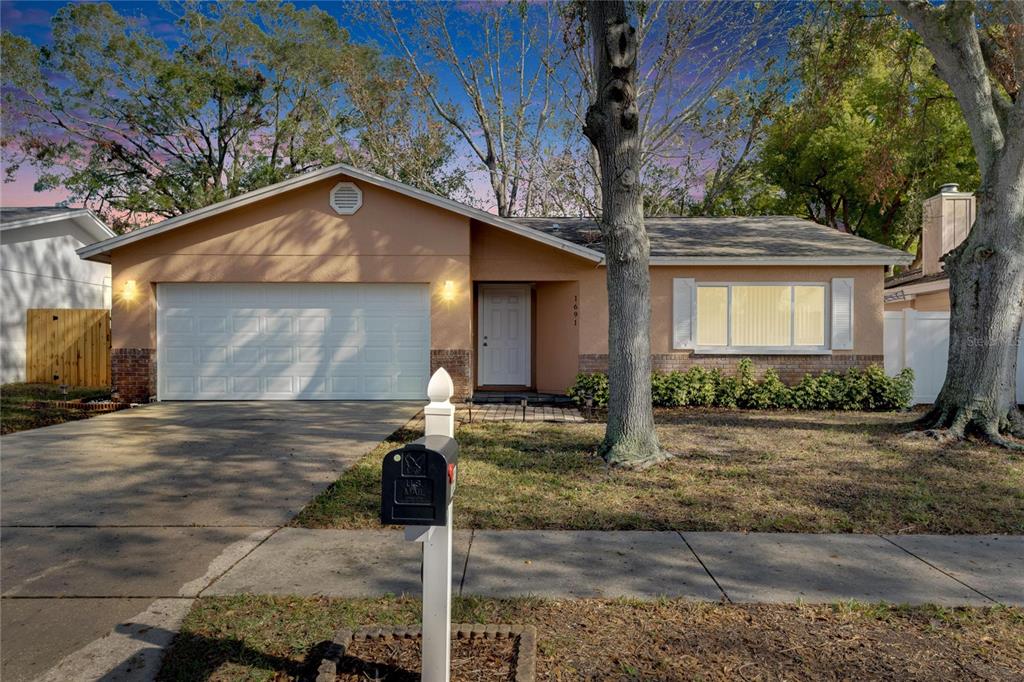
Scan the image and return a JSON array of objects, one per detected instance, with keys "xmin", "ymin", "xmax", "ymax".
[{"xmin": 884, "ymin": 310, "xmax": 1024, "ymax": 405}]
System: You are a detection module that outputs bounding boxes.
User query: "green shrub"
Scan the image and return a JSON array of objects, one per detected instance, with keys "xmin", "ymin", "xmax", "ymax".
[
  {"xmin": 742, "ymin": 368, "xmax": 793, "ymax": 409},
  {"xmin": 686, "ymin": 367, "xmax": 719, "ymax": 407},
  {"xmin": 865, "ymin": 365, "xmax": 914, "ymax": 410},
  {"xmin": 568, "ymin": 362, "xmax": 914, "ymax": 412},
  {"xmin": 566, "ymin": 372, "xmax": 609, "ymax": 408}
]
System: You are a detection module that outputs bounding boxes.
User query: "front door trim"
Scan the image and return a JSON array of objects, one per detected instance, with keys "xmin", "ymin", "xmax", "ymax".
[{"xmin": 477, "ymin": 283, "xmax": 531, "ymax": 387}]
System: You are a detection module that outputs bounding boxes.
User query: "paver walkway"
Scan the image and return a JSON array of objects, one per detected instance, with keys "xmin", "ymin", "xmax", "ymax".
[
  {"xmin": 404, "ymin": 404, "xmax": 585, "ymax": 431},
  {"xmin": 204, "ymin": 529, "xmax": 1023, "ymax": 607}
]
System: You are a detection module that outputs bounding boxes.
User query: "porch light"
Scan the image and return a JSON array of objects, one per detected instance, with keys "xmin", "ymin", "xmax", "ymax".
[
  {"xmin": 440, "ymin": 280, "xmax": 456, "ymax": 302},
  {"xmin": 121, "ymin": 279, "xmax": 138, "ymax": 302}
]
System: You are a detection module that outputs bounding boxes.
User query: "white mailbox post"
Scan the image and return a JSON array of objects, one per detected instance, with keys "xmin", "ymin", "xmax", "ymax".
[{"xmin": 403, "ymin": 368, "xmax": 456, "ymax": 682}]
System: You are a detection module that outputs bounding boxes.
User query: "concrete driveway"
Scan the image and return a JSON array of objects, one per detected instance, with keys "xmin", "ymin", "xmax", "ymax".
[{"xmin": 1, "ymin": 401, "xmax": 419, "ymax": 681}]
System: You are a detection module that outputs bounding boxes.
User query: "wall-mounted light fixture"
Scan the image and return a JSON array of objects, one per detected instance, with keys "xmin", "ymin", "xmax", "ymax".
[
  {"xmin": 121, "ymin": 279, "xmax": 138, "ymax": 302},
  {"xmin": 440, "ymin": 280, "xmax": 456, "ymax": 302}
]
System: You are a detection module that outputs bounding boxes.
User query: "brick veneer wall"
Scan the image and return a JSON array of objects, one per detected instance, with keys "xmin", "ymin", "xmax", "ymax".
[
  {"xmin": 111, "ymin": 348, "xmax": 156, "ymax": 403},
  {"xmin": 579, "ymin": 353, "xmax": 885, "ymax": 385},
  {"xmin": 431, "ymin": 349, "xmax": 473, "ymax": 400}
]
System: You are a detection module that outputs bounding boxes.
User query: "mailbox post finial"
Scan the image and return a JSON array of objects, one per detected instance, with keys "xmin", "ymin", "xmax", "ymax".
[{"xmin": 427, "ymin": 367, "xmax": 454, "ymax": 404}]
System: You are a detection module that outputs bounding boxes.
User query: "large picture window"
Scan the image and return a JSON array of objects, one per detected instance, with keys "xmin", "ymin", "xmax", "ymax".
[{"xmin": 696, "ymin": 283, "xmax": 828, "ymax": 351}]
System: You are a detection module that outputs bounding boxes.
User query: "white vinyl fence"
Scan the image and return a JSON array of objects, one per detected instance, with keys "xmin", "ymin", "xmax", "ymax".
[{"xmin": 884, "ymin": 310, "xmax": 1024, "ymax": 405}]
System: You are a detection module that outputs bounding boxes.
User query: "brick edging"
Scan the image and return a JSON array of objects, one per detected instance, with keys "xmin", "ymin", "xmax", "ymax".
[{"xmin": 316, "ymin": 623, "xmax": 537, "ymax": 681}]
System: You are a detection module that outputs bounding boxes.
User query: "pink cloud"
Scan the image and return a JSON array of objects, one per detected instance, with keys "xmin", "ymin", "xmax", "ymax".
[{"xmin": 0, "ymin": 164, "xmax": 72, "ymax": 207}]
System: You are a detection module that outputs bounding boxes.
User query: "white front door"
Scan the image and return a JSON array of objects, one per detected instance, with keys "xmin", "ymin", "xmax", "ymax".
[{"xmin": 478, "ymin": 284, "xmax": 530, "ymax": 386}]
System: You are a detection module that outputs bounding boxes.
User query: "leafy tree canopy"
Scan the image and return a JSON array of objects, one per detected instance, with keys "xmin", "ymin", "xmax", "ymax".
[
  {"xmin": 1, "ymin": 1, "xmax": 465, "ymax": 231},
  {"xmin": 756, "ymin": 2, "xmax": 977, "ymax": 250}
]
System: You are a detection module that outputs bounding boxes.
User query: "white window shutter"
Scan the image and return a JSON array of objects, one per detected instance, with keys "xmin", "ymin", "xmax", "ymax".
[
  {"xmin": 831, "ymin": 278, "xmax": 854, "ymax": 350},
  {"xmin": 329, "ymin": 182, "xmax": 363, "ymax": 215},
  {"xmin": 673, "ymin": 278, "xmax": 696, "ymax": 349}
]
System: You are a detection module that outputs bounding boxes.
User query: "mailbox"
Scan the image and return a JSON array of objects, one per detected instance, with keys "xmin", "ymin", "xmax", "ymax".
[{"xmin": 381, "ymin": 435, "xmax": 459, "ymax": 526}]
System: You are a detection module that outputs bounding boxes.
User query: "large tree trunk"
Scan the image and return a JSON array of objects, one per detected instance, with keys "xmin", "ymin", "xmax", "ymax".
[
  {"xmin": 889, "ymin": 0, "xmax": 1024, "ymax": 447},
  {"xmin": 923, "ymin": 174, "xmax": 1024, "ymax": 446},
  {"xmin": 583, "ymin": 0, "xmax": 665, "ymax": 468}
]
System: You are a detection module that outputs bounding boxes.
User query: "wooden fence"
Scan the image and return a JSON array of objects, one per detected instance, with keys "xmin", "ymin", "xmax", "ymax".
[{"xmin": 26, "ymin": 308, "xmax": 111, "ymax": 387}]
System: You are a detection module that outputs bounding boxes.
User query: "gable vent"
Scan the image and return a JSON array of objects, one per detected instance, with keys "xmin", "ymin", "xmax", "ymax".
[{"xmin": 329, "ymin": 182, "xmax": 363, "ymax": 215}]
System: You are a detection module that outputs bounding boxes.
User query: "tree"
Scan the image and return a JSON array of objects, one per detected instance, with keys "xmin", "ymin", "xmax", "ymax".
[
  {"xmin": 552, "ymin": 1, "xmax": 790, "ymax": 217},
  {"xmin": 369, "ymin": 1, "xmax": 556, "ymax": 217},
  {"xmin": 758, "ymin": 3, "xmax": 977, "ymax": 250},
  {"xmin": 887, "ymin": 0, "xmax": 1024, "ymax": 447},
  {"xmin": 340, "ymin": 53, "xmax": 468, "ymax": 201},
  {"xmin": 582, "ymin": 0, "xmax": 665, "ymax": 468},
  {"xmin": 1, "ymin": 1, "xmax": 462, "ymax": 231}
]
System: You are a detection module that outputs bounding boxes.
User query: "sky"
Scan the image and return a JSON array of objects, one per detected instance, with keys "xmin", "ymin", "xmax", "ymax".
[{"xmin": 0, "ymin": 0, "xmax": 804, "ymax": 213}]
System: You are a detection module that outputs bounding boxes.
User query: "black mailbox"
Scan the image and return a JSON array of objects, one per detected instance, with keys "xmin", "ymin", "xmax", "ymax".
[{"xmin": 381, "ymin": 435, "xmax": 459, "ymax": 526}]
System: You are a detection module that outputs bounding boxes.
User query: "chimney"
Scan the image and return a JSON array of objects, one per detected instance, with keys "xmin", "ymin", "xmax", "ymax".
[{"xmin": 920, "ymin": 183, "xmax": 975, "ymax": 275}]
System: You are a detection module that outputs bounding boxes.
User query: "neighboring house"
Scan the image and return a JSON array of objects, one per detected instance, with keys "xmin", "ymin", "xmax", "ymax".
[
  {"xmin": 76, "ymin": 163, "xmax": 911, "ymax": 403},
  {"xmin": 884, "ymin": 184, "xmax": 975, "ymax": 312},
  {"xmin": 1, "ymin": 207, "xmax": 114, "ymax": 384}
]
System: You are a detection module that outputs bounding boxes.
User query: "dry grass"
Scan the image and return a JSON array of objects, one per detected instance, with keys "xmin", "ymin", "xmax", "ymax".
[
  {"xmin": 294, "ymin": 409, "xmax": 1024, "ymax": 534},
  {"xmin": 0, "ymin": 383, "xmax": 110, "ymax": 435},
  {"xmin": 158, "ymin": 596, "xmax": 1024, "ymax": 681}
]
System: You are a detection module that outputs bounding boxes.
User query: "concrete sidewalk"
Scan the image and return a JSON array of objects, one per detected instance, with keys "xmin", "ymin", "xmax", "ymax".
[{"xmin": 204, "ymin": 529, "xmax": 1023, "ymax": 606}]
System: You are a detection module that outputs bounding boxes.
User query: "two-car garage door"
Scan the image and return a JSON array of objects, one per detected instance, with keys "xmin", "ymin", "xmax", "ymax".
[{"xmin": 157, "ymin": 283, "xmax": 429, "ymax": 400}]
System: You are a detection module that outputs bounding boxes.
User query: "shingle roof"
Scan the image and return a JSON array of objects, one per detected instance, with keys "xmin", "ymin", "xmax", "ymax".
[
  {"xmin": 514, "ymin": 216, "xmax": 912, "ymax": 264},
  {"xmin": 0, "ymin": 206, "xmax": 76, "ymax": 224},
  {"xmin": 884, "ymin": 268, "xmax": 949, "ymax": 289}
]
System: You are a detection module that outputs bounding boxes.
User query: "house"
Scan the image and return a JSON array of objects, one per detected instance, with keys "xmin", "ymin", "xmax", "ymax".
[
  {"xmin": 1, "ymin": 207, "xmax": 114, "ymax": 384},
  {"xmin": 884, "ymin": 184, "xmax": 975, "ymax": 312},
  {"xmin": 76, "ymin": 163, "xmax": 911, "ymax": 403}
]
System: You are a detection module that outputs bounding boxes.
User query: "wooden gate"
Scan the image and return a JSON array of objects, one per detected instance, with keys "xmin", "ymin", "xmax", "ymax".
[{"xmin": 26, "ymin": 309, "xmax": 111, "ymax": 387}]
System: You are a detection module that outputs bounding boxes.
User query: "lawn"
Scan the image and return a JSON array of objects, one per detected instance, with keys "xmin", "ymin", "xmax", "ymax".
[
  {"xmin": 294, "ymin": 410, "xmax": 1024, "ymax": 534},
  {"xmin": 158, "ymin": 596, "xmax": 1024, "ymax": 681},
  {"xmin": 0, "ymin": 383, "xmax": 112, "ymax": 435}
]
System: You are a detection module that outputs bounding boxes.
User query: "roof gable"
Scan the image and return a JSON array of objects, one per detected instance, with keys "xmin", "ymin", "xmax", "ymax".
[
  {"xmin": 1, "ymin": 207, "xmax": 115, "ymax": 243},
  {"xmin": 77, "ymin": 164, "xmax": 601, "ymax": 263}
]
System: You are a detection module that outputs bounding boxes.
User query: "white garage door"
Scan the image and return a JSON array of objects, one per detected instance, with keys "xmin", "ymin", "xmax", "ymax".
[{"xmin": 157, "ymin": 283, "xmax": 429, "ymax": 400}]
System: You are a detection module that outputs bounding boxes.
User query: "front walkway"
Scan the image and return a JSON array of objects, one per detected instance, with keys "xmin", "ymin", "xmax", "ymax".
[
  {"xmin": 204, "ymin": 529, "xmax": 1022, "ymax": 606},
  {"xmin": 404, "ymin": 403, "xmax": 585, "ymax": 430}
]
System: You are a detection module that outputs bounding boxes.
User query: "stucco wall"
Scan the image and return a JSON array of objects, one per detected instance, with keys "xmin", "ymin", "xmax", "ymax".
[
  {"xmin": 1, "ymin": 222, "xmax": 111, "ymax": 383},
  {"xmin": 534, "ymin": 281, "xmax": 580, "ymax": 393},
  {"xmin": 110, "ymin": 176, "xmax": 473, "ymax": 354},
  {"xmin": 911, "ymin": 290, "xmax": 951, "ymax": 312}
]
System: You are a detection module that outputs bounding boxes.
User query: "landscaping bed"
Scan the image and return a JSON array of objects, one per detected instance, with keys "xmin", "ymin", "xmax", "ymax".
[
  {"xmin": 1, "ymin": 383, "xmax": 113, "ymax": 434},
  {"xmin": 158, "ymin": 596, "xmax": 1024, "ymax": 681},
  {"xmin": 318, "ymin": 624, "xmax": 534, "ymax": 681},
  {"xmin": 294, "ymin": 410, "xmax": 1024, "ymax": 534}
]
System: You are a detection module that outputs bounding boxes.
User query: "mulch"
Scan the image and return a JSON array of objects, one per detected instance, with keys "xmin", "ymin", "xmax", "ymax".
[{"xmin": 335, "ymin": 637, "xmax": 516, "ymax": 681}]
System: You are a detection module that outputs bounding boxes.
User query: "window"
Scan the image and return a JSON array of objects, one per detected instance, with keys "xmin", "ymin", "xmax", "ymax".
[{"xmin": 695, "ymin": 283, "xmax": 828, "ymax": 351}]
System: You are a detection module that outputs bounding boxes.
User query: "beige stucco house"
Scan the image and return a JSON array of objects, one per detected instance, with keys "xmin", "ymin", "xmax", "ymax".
[
  {"xmin": 884, "ymin": 184, "xmax": 976, "ymax": 312},
  {"xmin": 77, "ymin": 163, "xmax": 911, "ymax": 403}
]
